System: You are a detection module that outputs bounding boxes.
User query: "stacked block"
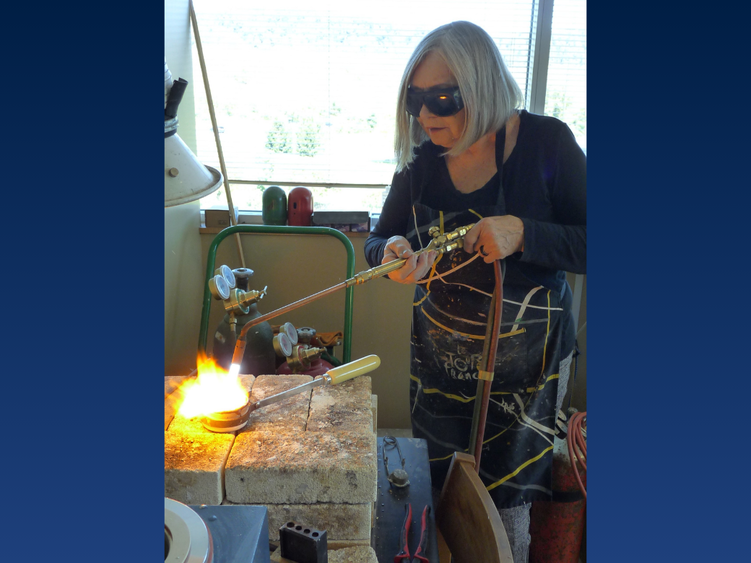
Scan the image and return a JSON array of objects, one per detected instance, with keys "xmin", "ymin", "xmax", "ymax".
[{"xmin": 164, "ymin": 373, "xmax": 377, "ymax": 543}]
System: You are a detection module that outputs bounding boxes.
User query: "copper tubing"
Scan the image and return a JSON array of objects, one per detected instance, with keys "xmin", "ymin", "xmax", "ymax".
[
  {"xmin": 469, "ymin": 259, "xmax": 504, "ymax": 470},
  {"xmin": 238, "ymin": 281, "xmax": 347, "ymax": 339},
  {"xmin": 231, "ymin": 281, "xmax": 349, "ymax": 365}
]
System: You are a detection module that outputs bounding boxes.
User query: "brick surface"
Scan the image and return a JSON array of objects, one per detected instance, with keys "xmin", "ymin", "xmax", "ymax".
[
  {"xmin": 222, "ymin": 500, "xmax": 372, "ymax": 541},
  {"xmin": 164, "ymin": 430, "xmax": 235, "ymax": 505},
  {"xmin": 239, "ymin": 374, "xmax": 257, "ymax": 393},
  {"xmin": 328, "ymin": 546, "xmax": 378, "ymax": 563},
  {"xmin": 225, "ymin": 430, "xmax": 377, "ymax": 504},
  {"xmin": 271, "ymin": 546, "xmax": 377, "ymax": 563},
  {"xmin": 371, "ymin": 394, "xmax": 377, "ymax": 433},
  {"xmin": 306, "ymin": 376, "xmax": 373, "ymax": 434},
  {"xmin": 241, "ymin": 375, "xmax": 312, "ymax": 433},
  {"xmin": 164, "ymin": 377, "xmax": 191, "ymax": 430},
  {"xmin": 165, "ymin": 375, "xmax": 192, "ymax": 398},
  {"xmin": 167, "ymin": 413, "xmax": 207, "ymax": 434}
]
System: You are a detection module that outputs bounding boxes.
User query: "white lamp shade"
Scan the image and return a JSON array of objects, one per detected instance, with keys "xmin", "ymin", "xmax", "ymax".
[{"xmin": 164, "ymin": 133, "xmax": 223, "ymax": 207}]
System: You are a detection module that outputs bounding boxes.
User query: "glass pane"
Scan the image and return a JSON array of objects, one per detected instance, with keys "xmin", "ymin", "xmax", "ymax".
[
  {"xmin": 192, "ymin": 0, "xmax": 536, "ymax": 192},
  {"xmin": 545, "ymin": 0, "xmax": 587, "ymax": 152}
]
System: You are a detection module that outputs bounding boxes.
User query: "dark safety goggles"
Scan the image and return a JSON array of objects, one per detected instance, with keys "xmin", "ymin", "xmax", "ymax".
[{"xmin": 406, "ymin": 85, "xmax": 464, "ymax": 117}]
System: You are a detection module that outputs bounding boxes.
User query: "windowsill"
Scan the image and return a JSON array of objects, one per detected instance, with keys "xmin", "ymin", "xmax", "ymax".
[
  {"xmin": 198, "ymin": 223, "xmax": 371, "ymax": 237},
  {"xmin": 199, "ymin": 210, "xmax": 378, "ymax": 236}
]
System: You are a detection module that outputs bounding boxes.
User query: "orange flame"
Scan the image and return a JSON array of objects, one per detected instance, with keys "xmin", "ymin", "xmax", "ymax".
[{"xmin": 177, "ymin": 355, "xmax": 248, "ymax": 418}]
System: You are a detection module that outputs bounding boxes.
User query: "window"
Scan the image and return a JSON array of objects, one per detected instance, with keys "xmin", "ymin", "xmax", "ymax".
[
  {"xmin": 190, "ymin": 0, "xmax": 586, "ymax": 213},
  {"xmin": 546, "ymin": 0, "xmax": 587, "ymax": 152}
]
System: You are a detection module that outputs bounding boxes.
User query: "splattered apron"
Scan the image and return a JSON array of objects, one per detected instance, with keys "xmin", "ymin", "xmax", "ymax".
[{"xmin": 406, "ymin": 182, "xmax": 566, "ymax": 508}]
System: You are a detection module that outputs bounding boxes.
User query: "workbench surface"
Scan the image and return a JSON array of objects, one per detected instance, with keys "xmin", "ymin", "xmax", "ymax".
[{"xmin": 372, "ymin": 437, "xmax": 440, "ymax": 562}]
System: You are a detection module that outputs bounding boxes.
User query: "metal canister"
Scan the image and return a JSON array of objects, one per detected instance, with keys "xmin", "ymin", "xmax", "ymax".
[
  {"xmin": 529, "ymin": 436, "xmax": 586, "ymax": 563},
  {"xmin": 288, "ymin": 186, "xmax": 313, "ymax": 226},
  {"xmin": 262, "ymin": 185, "xmax": 287, "ymax": 225},
  {"xmin": 212, "ymin": 268, "xmax": 275, "ymax": 376}
]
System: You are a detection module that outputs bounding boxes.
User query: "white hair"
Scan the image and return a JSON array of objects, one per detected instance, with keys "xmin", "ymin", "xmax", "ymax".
[{"xmin": 394, "ymin": 21, "xmax": 524, "ymax": 171}]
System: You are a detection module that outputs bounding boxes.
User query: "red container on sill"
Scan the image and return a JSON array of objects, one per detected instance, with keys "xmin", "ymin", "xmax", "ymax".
[{"xmin": 288, "ymin": 187, "xmax": 313, "ymax": 226}]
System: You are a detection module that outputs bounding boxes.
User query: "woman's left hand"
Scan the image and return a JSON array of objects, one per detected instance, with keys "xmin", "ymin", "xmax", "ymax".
[{"xmin": 463, "ymin": 216, "xmax": 525, "ymax": 263}]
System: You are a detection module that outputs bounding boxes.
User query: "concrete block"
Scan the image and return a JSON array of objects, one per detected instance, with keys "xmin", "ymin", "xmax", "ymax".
[
  {"xmin": 164, "ymin": 390, "xmax": 182, "ymax": 431},
  {"xmin": 225, "ymin": 430, "xmax": 377, "ymax": 504},
  {"xmin": 306, "ymin": 376, "xmax": 373, "ymax": 434},
  {"xmin": 239, "ymin": 374, "xmax": 257, "ymax": 393},
  {"xmin": 329, "ymin": 546, "xmax": 378, "ymax": 563},
  {"xmin": 371, "ymin": 394, "xmax": 377, "ymax": 433},
  {"xmin": 325, "ymin": 539, "xmax": 372, "ymax": 550},
  {"xmin": 241, "ymin": 375, "xmax": 312, "ymax": 433},
  {"xmin": 271, "ymin": 546, "xmax": 377, "ymax": 563},
  {"xmin": 223, "ymin": 499, "xmax": 372, "ymax": 541},
  {"xmin": 167, "ymin": 413, "xmax": 207, "ymax": 434},
  {"xmin": 165, "ymin": 375, "xmax": 192, "ymax": 398},
  {"xmin": 265, "ymin": 502, "xmax": 371, "ymax": 541},
  {"xmin": 164, "ymin": 430, "xmax": 235, "ymax": 505},
  {"xmin": 164, "ymin": 377, "xmax": 192, "ymax": 430}
]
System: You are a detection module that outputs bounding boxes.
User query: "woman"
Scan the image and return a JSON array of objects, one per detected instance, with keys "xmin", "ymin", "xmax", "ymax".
[{"xmin": 364, "ymin": 21, "xmax": 586, "ymax": 562}]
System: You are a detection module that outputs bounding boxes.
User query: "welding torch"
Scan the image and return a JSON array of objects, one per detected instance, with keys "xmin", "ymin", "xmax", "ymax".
[{"xmin": 227, "ymin": 223, "xmax": 475, "ymax": 376}]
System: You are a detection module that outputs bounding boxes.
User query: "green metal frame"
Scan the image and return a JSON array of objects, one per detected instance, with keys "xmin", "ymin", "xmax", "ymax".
[{"xmin": 198, "ymin": 225, "xmax": 356, "ymax": 363}]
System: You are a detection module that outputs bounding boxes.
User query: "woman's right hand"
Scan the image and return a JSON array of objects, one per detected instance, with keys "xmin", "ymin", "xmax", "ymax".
[{"xmin": 382, "ymin": 236, "xmax": 437, "ymax": 284}]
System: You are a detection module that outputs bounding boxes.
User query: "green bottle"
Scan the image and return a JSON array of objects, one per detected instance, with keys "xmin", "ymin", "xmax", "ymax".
[{"xmin": 262, "ymin": 185, "xmax": 287, "ymax": 225}]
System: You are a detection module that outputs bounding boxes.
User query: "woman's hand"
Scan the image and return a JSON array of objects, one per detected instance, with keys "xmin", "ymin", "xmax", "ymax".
[
  {"xmin": 382, "ymin": 235, "xmax": 438, "ymax": 284},
  {"xmin": 463, "ymin": 216, "xmax": 525, "ymax": 263}
]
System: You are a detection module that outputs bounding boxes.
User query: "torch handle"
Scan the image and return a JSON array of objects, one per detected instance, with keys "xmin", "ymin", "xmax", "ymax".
[
  {"xmin": 348, "ymin": 223, "xmax": 476, "ymax": 286},
  {"xmin": 327, "ymin": 354, "xmax": 381, "ymax": 385}
]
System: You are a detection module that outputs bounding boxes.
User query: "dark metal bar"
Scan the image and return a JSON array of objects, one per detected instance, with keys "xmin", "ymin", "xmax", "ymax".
[{"xmin": 468, "ymin": 259, "xmax": 504, "ymax": 469}]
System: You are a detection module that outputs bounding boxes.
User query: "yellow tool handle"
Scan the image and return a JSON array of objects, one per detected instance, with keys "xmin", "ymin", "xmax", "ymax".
[{"xmin": 327, "ymin": 354, "xmax": 381, "ymax": 384}]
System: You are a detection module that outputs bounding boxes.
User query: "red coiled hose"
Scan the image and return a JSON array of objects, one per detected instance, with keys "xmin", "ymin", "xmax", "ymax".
[{"xmin": 567, "ymin": 411, "xmax": 587, "ymax": 499}]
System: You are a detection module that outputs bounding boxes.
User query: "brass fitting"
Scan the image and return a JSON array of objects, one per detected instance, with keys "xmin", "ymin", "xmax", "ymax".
[
  {"xmin": 223, "ymin": 286, "xmax": 268, "ymax": 315},
  {"xmin": 287, "ymin": 345, "xmax": 325, "ymax": 372}
]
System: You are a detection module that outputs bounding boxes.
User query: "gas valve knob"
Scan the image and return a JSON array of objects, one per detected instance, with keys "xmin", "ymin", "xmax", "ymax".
[
  {"xmin": 286, "ymin": 345, "xmax": 325, "ymax": 372},
  {"xmin": 232, "ymin": 267, "xmax": 254, "ymax": 291},
  {"xmin": 296, "ymin": 327, "xmax": 316, "ymax": 345},
  {"xmin": 241, "ymin": 286, "xmax": 267, "ymax": 306},
  {"xmin": 223, "ymin": 286, "xmax": 268, "ymax": 315}
]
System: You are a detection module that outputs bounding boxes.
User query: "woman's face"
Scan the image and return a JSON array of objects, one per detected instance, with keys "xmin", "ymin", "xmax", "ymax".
[{"xmin": 409, "ymin": 51, "xmax": 466, "ymax": 149}]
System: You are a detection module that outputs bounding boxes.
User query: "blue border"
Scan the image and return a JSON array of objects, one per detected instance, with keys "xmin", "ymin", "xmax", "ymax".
[
  {"xmin": 3, "ymin": 2, "xmax": 164, "ymax": 560},
  {"xmin": 588, "ymin": 3, "xmax": 748, "ymax": 561}
]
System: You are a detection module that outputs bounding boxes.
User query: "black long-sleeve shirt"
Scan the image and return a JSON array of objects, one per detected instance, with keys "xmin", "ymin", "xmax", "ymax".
[{"xmin": 365, "ymin": 110, "xmax": 586, "ymax": 289}]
